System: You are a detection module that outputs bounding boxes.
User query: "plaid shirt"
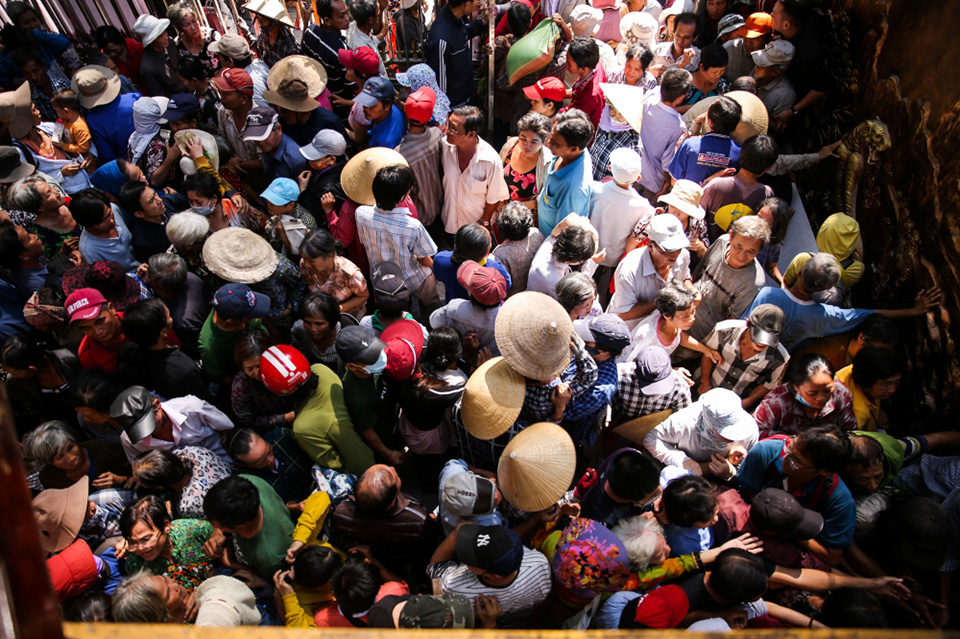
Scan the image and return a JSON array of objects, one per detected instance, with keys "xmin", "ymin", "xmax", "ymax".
[
  {"xmin": 31, "ymin": 76, "xmax": 71, "ymax": 122},
  {"xmin": 520, "ymin": 353, "xmax": 599, "ymax": 423},
  {"xmin": 232, "ymin": 427, "xmax": 315, "ymax": 503},
  {"xmin": 894, "ymin": 455, "xmax": 960, "ymax": 571},
  {"xmin": 703, "ymin": 320, "xmax": 790, "ymax": 397},
  {"xmin": 563, "ymin": 358, "xmax": 619, "ymax": 445},
  {"xmin": 611, "ymin": 363, "xmax": 691, "ymax": 425},
  {"xmin": 451, "ymin": 402, "xmax": 530, "ymax": 473},
  {"xmin": 356, "ymin": 205, "xmax": 438, "ymax": 291},
  {"xmin": 752, "ymin": 382, "xmax": 857, "ymax": 438}
]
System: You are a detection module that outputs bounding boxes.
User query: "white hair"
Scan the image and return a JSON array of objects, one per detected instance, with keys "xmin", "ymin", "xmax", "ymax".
[
  {"xmin": 22, "ymin": 421, "xmax": 77, "ymax": 466},
  {"xmin": 112, "ymin": 572, "xmax": 170, "ymax": 623},
  {"xmin": 165, "ymin": 211, "xmax": 210, "ymax": 247},
  {"xmin": 612, "ymin": 516, "xmax": 664, "ymax": 572}
]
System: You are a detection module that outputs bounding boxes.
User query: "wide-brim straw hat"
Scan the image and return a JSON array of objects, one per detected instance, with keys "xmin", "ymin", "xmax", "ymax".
[
  {"xmin": 244, "ymin": 0, "xmax": 296, "ymax": 27},
  {"xmin": 659, "ymin": 179, "xmax": 705, "ymax": 220},
  {"xmin": 202, "ymin": 228, "xmax": 279, "ymax": 284},
  {"xmin": 461, "ymin": 356, "xmax": 526, "ymax": 440},
  {"xmin": 0, "ymin": 81, "xmax": 34, "ymax": 139},
  {"xmin": 266, "ymin": 55, "xmax": 327, "ymax": 97},
  {"xmin": 341, "ymin": 147, "xmax": 409, "ymax": 206},
  {"xmin": 600, "ymin": 83, "xmax": 645, "ymax": 134},
  {"xmin": 498, "ymin": 422, "xmax": 576, "ymax": 512},
  {"xmin": 726, "ymin": 90, "xmax": 768, "ymax": 144},
  {"xmin": 495, "ymin": 291, "xmax": 573, "ymax": 381},
  {"xmin": 71, "ymin": 65, "xmax": 122, "ymax": 110}
]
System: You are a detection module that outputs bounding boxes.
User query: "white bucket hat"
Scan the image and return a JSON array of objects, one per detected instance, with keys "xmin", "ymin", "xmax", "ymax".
[{"xmin": 132, "ymin": 15, "xmax": 171, "ymax": 45}]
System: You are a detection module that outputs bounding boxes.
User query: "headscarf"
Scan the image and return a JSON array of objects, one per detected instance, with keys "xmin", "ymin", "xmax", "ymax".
[
  {"xmin": 128, "ymin": 96, "xmax": 164, "ymax": 164},
  {"xmin": 23, "ymin": 291, "xmax": 67, "ymax": 328},
  {"xmin": 569, "ymin": 5, "xmax": 602, "ymax": 37},
  {"xmin": 90, "ymin": 160, "xmax": 127, "ymax": 197},
  {"xmin": 620, "ymin": 11, "xmax": 658, "ymax": 52},
  {"xmin": 396, "ymin": 64, "xmax": 451, "ymax": 125}
]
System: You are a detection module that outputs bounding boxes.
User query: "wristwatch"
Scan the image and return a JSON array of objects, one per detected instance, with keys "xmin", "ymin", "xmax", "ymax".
[{"xmin": 790, "ymin": 107, "xmax": 799, "ymax": 116}]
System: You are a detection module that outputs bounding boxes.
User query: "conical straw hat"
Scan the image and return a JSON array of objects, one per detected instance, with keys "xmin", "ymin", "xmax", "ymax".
[
  {"xmin": 726, "ymin": 90, "xmax": 768, "ymax": 144},
  {"xmin": 461, "ymin": 356, "xmax": 526, "ymax": 440},
  {"xmin": 495, "ymin": 291, "xmax": 573, "ymax": 381},
  {"xmin": 498, "ymin": 422, "xmax": 576, "ymax": 512},
  {"xmin": 341, "ymin": 147, "xmax": 409, "ymax": 206},
  {"xmin": 202, "ymin": 227, "xmax": 279, "ymax": 283}
]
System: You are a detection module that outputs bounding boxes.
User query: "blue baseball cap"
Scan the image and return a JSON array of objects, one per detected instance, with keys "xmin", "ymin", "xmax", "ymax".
[
  {"xmin": 212, "ymin": 283, "xmax": 270, "ymax": 320},
  {"xmin": 354, "ymin": 76, "xmax": 396, "ymax": 108},
  {"xmin": 260, "ymin": 178, "xmax": 300, "ymax": 206},
  {"xmin": 162, "ymin": 93, "xmax": 201, "ymax": 121}
]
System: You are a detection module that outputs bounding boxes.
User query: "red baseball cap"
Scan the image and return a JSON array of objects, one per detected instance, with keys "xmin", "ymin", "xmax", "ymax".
[
  {"xmin": 64, "ymin": 288, "xmax": 107, "ymax": 324},
  {"xmin": 381, "ymin": 319, "xmax": 425, "ymax": 380},
  {"xmin": 523, "ymin": 76, "xmax": 566, "ymax": 102},
  {"xmin": 338, "ymin": 47, "xmax": 380, "ymax": 78},
  {"xmin": 213, "ymin": 67, "xmax": 255, "ymax": 97},
  {"xmin": 405, "ymin": 86, "xmax": 436, "ymax": 124},
  {"xmin": 457, "ymin": 261, "xmax": 507, "ymax": 306}
]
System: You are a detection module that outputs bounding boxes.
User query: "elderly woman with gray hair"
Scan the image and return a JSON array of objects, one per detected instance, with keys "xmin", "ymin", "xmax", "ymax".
[
  {"xmin": 5, "ymin": 173, "xmax": 80, "ymax": 259},
  {"xmin": 146, "ymin": 252, "xmax": 211, "ymax": 357},
  {"xmin": 166, "ymin": 1, "xmax": 221, "ymax": 76},
  {"xmin": 112, "ymin": 571, "xmax": 260, "ymax": 626},
  {"xmin": 22, "ymin": 420, "xmax": 130, "ymax": 491},
  {"xmin": 163, "ymin": 211, "xmax": 216, "ymax": 291}
]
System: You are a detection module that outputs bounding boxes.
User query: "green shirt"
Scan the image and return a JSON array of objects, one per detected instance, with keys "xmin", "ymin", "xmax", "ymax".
[
  {"xmin": 342, "ymin": 370, "xmax": 398, "ymax": 440},
  {"xmin": 125, "ymin": 519, "xmax": 215, "ymax": 591},
  {"xmin": 235, "ymin": 474, "xmax": 295, "ymax": 579},
  {"xmin": 293, "ymin": 364, "xmax": 375, "ymax": 475},
  {"xmin": 198, "ymin": 312, "xmax": 266, "ymax": 382}
]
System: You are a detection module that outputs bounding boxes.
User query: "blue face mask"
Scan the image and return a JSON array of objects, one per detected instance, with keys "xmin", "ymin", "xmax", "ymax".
[
  {"xmin": 363, "ymin": 349, "xmax": 388, "ymax": 375},
  {"xmin": 191, "ymin": 203, "xmax": 215, "ymax": 216},
  {"xmin": 795, "ymin": 391, "xmax": 818, "ymax": 409}
]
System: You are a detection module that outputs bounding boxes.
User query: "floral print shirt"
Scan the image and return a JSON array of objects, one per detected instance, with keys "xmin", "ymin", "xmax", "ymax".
[
  {"xmin": 174, "ymin": 446, "xmax": 232, "ymax": 519},
  {"xmin": 125, "ymin": 518, "xmax": 215, "ymax": 591},
  {"xmin": 177, "ymin": 28, "xmax": 221, "ymax": 77},
  {"xmin": 303, "ymin": 255, "xmax": 367, "ymax": 317}
]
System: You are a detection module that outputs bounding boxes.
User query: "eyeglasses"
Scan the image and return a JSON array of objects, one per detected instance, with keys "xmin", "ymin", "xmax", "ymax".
[
  {"xmin": 783, "ymin": 441, "xmax": 815, "ymax": 472},
  {"xmin": 128, "ymin": 529, "xmax": 162, "ymax": 551}
]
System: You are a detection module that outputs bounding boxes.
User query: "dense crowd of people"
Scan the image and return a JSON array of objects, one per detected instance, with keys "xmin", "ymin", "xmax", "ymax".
[{"xmin": 0, "ymin": 0, "xmax": 957, "ymax": 630}]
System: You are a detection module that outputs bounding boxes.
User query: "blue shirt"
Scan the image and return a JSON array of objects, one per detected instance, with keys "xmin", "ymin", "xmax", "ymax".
[
  {"xmin": 741, "ymin": 287, "xmax": 874, "ymax": 352},
  {"xmin": 432, "ymin": 252, "xmax": 512, "ymax": 302},
  {"xmin": 86, "ymin": 93, "xmax": 140, "ymax": 163},
  {"xmin": 562, "ymin": 357, "xmax": 618, "ymax": 446},
  {"xmin": 79, "ymin": 204, "xmax": 139, "ymax": 272},
  {"xmin": 0, "ymin": 279, "xmax": 30, "ymax": 342},
  {"xmin": 638, "ymin": 92, "xmax": 687, "ymax": 193},
  {"xmin": 669, "ymin": 133, "xmax": 741, "ymax": 185},
  {"xmin": 368, "ymin": 104, "xmax": 406, "ymax": 149},
  {"xmin": 664, "ymin": 523, "xmax": 714, "ymax": 556},
  {"xmin": 537, "ymin": 150, "xmax": 593, "ymax": 237},
  {"xmin": 263, "ymin": 133, "xmax": 309, "ymax": 181},
  {"xmin": 738, "ymin": 438, "xmax": 857, "ymax": 549},
  {"xmin": 425, "ymin": 5, "xmax": 485, "ymax": 107}
]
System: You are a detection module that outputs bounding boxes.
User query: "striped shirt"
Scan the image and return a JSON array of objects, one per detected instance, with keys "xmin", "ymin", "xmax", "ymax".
[
  {"xmin": 355, "ymin": 205, "xmax": 438, "ymax": 291},
  {"xmin": 301, "ymin": 26, "xmax": 350, "ymax": 98},
  {"xmin": 426, "ymin": 547, "xmax": 552, "ymax": 628},
  {"xmin": 395, "ymin": 128, "xmax": 444, "ymax": 227},
  {"xmin": 702, "ymin": 320, "xmax": 789, "ymax": 397}
]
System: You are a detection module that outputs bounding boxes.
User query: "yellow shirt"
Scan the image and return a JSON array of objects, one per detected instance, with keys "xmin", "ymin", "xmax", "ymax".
[{"xmin": 835, "ymin": 365, "xmax": 879, "ymax": 431}]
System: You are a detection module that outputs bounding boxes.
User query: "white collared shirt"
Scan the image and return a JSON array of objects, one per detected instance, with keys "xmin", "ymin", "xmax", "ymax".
[
  {"xmin": 440, "ymin": 137, "xmax": 510, "ymax": 234},
  {"xmin": 120, "ymin": 395, "xmax": 234, "ymax": 464}
]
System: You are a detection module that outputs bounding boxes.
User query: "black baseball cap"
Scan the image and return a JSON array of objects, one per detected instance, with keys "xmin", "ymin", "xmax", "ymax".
[
  {"xmin": 110, "ymin": 386, "xmax": 157, "ymax": 443},
  {"xmin": 455, "ymin": 524, "xmax": 524, "ymax": 576},
  {"xmin": 371, "ymin": 261, "xmax": 411, "ymax": 312},
  {"xmin": 574, "ymin": 314, "xmax": 632, "ymax": 356},
  {"xmin": 162, "ymin": 93, "xmax": 201, "ymax": 121},
  {"xmin": 335, "ymin": 325, "xmax": 387, "ymax": 365},
  {"xmin": 750, "ymin": 488, "xmax": 824, "ymax": 540}
]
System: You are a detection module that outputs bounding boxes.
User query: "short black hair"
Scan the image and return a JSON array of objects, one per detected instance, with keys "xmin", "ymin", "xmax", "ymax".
[
  {"xmin": 69, "ymin": 369, "xmax": 125, "ymax": 411},
  {"xmin": 316, "ymin": 0, "xmax": 338, "ymax": 19},
  {"xmin": 293, "ymin": 545, "xmax": 344, "ymax": 589},
  {"xmin": 818, "ymin": 589, "xmax": 887, "ymax": 628},
  {"xmin": 453, "ymin": 104, "xmax": 485, "ymax": 135},
  {"xmin": 495, "ymin": 201, "xmax": 533, "ymax": 242},
  {"xmin": 568, "ymin": 36, "xmax": 600, "ymax": 69},
  {"xmin": 607, "ymin": 449, "xmax": 659, "ymax": 502},
  {"xmin": 660, "ymin": 67, "xmax": 693, "ymax": 103},
  {"xmin": 95, "ymin": 25, "xmax": 125, "ymax": 49},
  {"xmin": 447, "ymin": 0, "xmax": 472, "ymax": 8},
  {"xmin": 182, "ymin": 171, "xmax": 220, "ymax": 200},
  {"xmin": 11, "ymin": 46, "xmax": 43, "ymax": 71},
  {"xmin": 118, "ymin": 180, "xmax": 149, "ymax": 215},
  {"xmin": 552, "ymin": 226, "xmax": 595, "ymax": 265},
  {"xmin": 795, "ymin": 423, "xmax": 852, "ymax": 473},
  {"xmin": 506, "ymin": 1, "xmax": 531, "ymax": 36},
  {"xmin": 178, "ymin": 55, "xmax": 210, "ymax": 81},
  {"xmin": 662, "ymin": 476, "xmax": 717, "ymax": 527},
  {"xmin": 783, "ymin": 352, "xmax": 833, "ymax": 387},
  {"xmin": 69, "ymin": 188, "xmax": 111, "ymax": 227},
  {"xmin": 203, "ymin": 475, "xmax": 262, "ymax": 528},
  {"xmin": 739, "ymin": 134, "xmax": 779, "ymax": 174},
  {"xmin": 707, "ymin": 95, "xmax": 741, "ymax": 135},
  {"xmin": 51, "ymin": 88, "xmax": 81, "ymax": 112},
  {"xmin": 331, "ymin": 555, "xmax": 383, "ymax": 617},
  {"xmin": 846, "ymin": 434, "xmax": 884, "ymax": 471},
  {"xmin": 2, "ymin": 335, "xmax": 44, "ymax": 370},
  {"xmin": 119, "ymin": 494, "xmax": 169, "ymax": 539},
  {"xmin": 699, "ymin": 43, "xmax": 728, "ymax": 71},
  {"xmin": 349, "ymin": 0, "xmax": 378, "ymax": 24},
  {"xmin": 708, "ymin": 548, "xmax": 768, "ymax": 603},
  {"xmin": 624, "ymin": 43, "xmax": 654, "ymax": 70},
  {"xmin": 777, "ymin": 0, "xmax": 811, "ymax": 25},
  {"xmin": 0, "ymin": 221, "xmax": 25, "ymax": 269},
  {"xmin": 856, "ymin": 314, "xmax": 900, "ymax": 347},
  {"xmin": 553, "ymin": 109, "xmax": 594, "ymax": 149},
  {"xmin": 225, "ymin": 427, "xmax": 258, "ymax": 459},
  {"xmin": 371, "ymin": 164, "xmax": 415, "ymax": 210},
  {"xmin": 655, "ymin": 284, "xmax": 696, "ymax": 318},
  {"xmin": 850, "ymin": 346, "xmax": 903, "ymax": 390},
  {"xmin": 303, "ymin": 291, "xmax": 340, "ymax": 325},
  {"xmin": 121, "ymin": 298, "xmax": 169, "ymax": 347},
  {"xmin": 674, "ymin": 11, "xmax": 700, "ymax": 34},
  {"xmin": 452, "ymin": 223, "xmax": 491, "ymax": 265}
]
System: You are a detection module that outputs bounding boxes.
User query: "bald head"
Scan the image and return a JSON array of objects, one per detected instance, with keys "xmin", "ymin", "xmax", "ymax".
[{"xmin": 355, "ymin": 464, "xmax": 400, "ymax": 514}]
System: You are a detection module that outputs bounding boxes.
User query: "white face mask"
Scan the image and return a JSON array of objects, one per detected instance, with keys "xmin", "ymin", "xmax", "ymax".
[
  {"xmin": 363, "ymin": 349, "xmax": 388, "ymax": 375},
  {"xmin": 191, "ymin": 199, "xmax": 215, "ymax": 216}
]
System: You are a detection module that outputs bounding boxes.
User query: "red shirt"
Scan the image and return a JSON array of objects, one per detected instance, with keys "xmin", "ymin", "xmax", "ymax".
[
  {"xmin": 561, "ymin": 65, "xmax": 607, "ymax": 131},
  {"xmin": 494, "ymin": 0, "xmax": 545, "ymax": 38},
  {"xmin": 113, "ymin": 38, "xmax": 146, "ymax": 92},
  {"xmin": 78, "ymin": 311, "xmax": 181, "ymax": 372}
]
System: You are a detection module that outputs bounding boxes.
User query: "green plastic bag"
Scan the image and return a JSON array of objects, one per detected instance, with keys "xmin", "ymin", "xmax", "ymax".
[{"xmin": 505, "ymin": 18, "xmax": 561, "ymax": 86}]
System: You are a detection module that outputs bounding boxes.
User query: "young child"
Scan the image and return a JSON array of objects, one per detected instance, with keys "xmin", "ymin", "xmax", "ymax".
[
  {"xmin": 51, "ymin": 88, "xmax": 92, "ymax": 156},
  {"xmin": 560, "ymin": 36, "xmax": 607, "ymax": 130},
  {"xmin": 538, "ymin": 109, "xmax": 595, "ymax": 236},
  {"xmin": 395, "ymin": 87, "xmax": 443, "ymax": 231},
  {"xmin": 260, "ymin": 177, "xmax": 317, "ymax": 259},
  {"xmin": 621, "ymin": 284, "xmax": 721, "ymax": 364},
  {"xmin": 655, "ymin": 472, "xmax": 719, "ymax": 556},
  {"xmin": 491, "ymin": 201, "xmax": 544, "ymax": 296},
  {"xmin": 355, "ymin": 165, "xmax": 442, "ymax": 318},
  {"xmin": 589, "ymin": 147, "xmax": 653, "ymax": 303},
  {"xmin": 701, "ymin": 133, "xmax": 778, "ymax": 241}
]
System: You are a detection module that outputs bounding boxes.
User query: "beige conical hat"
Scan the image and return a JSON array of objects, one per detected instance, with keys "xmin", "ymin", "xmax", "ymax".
[
  {"xmin": 341, "ymin": 147, "xmax": 409, "ymax": 206},
  {"xmin": 244, "ymin": 0, "xmax": 296, "ymax": 27},
  {"xmin": 202, "ymin": 228, "xmax": 279, "ymax": 283},
  {"xmin": 461, "ymin": 356, "xmax": 526, "ymax": 440},
  {"xmin": 600, "ymin": 82, "xmax": 645, "ymax": 134},
  {"xmin": 726, "ymin": 90, "xmax": 768, "ymax": 144},
  {"xmin": 498, "ymin": 422, "xmax": 576, "ymax": 512},
  {"xmin": 495, "ymin": 291, "xmax": 573, "ymax": 381}
]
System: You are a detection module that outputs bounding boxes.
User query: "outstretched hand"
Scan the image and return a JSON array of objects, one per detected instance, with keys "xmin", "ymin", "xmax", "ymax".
[{"xmin": 913, "ymin": 287, "xmax": 942, "ymax": 313}]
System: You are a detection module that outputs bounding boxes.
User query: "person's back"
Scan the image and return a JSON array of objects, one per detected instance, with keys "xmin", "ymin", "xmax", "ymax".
[
  {"xmin": 396, "ymin": 126, "xmax": 443, "ymax": 228},
  {"xmin": 590, "ymin": 149, "xmax": 652, "ymax": 268},
  {"xmin": 638, "ymin": 69, "xmax": 691, "ymax": 197},
  {"xmin": 87, "ymin": 92, "xmax": 140, "ymax": 163},
  {"xmin": 668, "ymin": 96, "xmax": 742, "ymax": 185}
]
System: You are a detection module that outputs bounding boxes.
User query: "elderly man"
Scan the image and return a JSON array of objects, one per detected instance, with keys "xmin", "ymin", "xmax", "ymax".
[
  {"xmin": 608, "ymin": 214, "xmax": 692, "ymax": 329},
  {"xmin": 742, "ymin": 253, "xmax": 941, "ymax": 352},
  {"xmin": 752, "ymin": 40, "xmax": 797, "ymax": 125},
  {"xmin": 644, "ymin": 388, "xmax": 759, "ymax": 480},
  {"xmin": 227, "ymin": 428, "xmax": 314, "ymax": 503},
  {"xmin": 243, "ymin": 106, "xmax": 309, "ymax": 180},
  {"xmin": 331, "ymin": 464, "xmax": 440, "ymax": 583},
  {"xmin": 723, "ymin": 12, "xmax": 772, "ymax": 82}
]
